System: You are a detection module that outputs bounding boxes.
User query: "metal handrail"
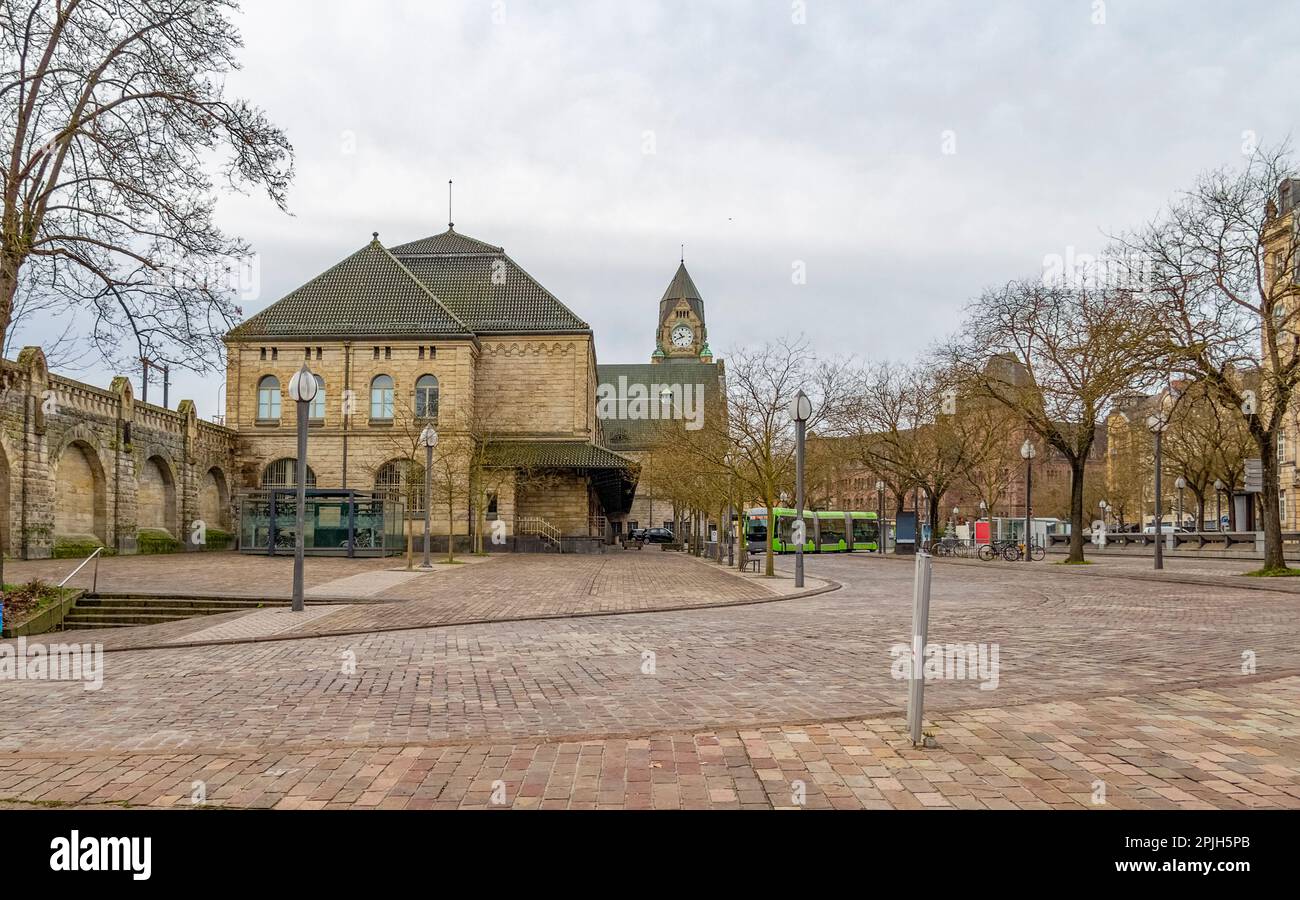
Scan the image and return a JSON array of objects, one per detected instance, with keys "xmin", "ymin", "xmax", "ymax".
[{"xmin": 57, "ymin": 546, "xmax": 103, "ymax": 589}]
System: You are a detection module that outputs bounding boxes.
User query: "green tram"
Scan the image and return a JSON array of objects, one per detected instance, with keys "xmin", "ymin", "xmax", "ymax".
[{"xmin": 744, "ymin": 507, "xmax": 880, "ymax": 553}]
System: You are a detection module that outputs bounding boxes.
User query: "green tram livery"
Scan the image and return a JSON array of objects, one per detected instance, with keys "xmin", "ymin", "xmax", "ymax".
[{"xmin": 744, "ymin": 507, "xmax": 880, "ymax": 553}]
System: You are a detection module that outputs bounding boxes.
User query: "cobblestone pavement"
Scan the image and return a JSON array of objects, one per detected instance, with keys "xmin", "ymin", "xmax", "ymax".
[
  {"xmin": 1, "ymin": 676, "xmax": 1294, "ymax": 810},
  {"xmin": 5, "ymin": 553, "xmax": 797, "ymax": 651},
  {"xmin": 5, "ymin": 552, "xmax": 398, "ymax": 597},
  {"xmin": 1, "ymin": 553, "xmax": 1297, "ymax": 809}
]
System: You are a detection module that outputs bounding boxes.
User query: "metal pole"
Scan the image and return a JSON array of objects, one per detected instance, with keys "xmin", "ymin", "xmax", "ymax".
[
  {"xmin": 907, "ymin": 551, "xmax": 932, "ymax": 746},
  {"xmin": 878, "ymin": 486, "xmax": 885, "ymax": 554},
  {"xmin": 163, "ymin": 365, "xmax": 170, "ymax": 409},
  {"xmin": 421, "ymin": 443, "xmax": 433, "ymax": 568},
  {"xmin": 1178, "ymin": 486, "xmax": 1184, "ymax": 531},
  {"xmin": 1216, "ymin": 490, "xmax": 1222, "ymax": 533},
  {"xmin": 1024, "ymin": 456, "xmax": 1032, "ymax": 562},
  {"xmin": 1153, "ymin": 429, "xmax": 1164, "ymax": 571},
  {"xmin": 141, "ymin": 357, "xmax": 148, "ymax": 404},
  {"xmin": 292, "ymin": 397, "xmax": 308, "ymax": 611},
  {"xmin": 794, "ymin": 417, "xmax": 805, "ymax": 589}
]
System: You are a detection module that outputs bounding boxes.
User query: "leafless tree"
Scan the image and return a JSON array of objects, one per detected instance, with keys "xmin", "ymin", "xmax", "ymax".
[
  {"xmin": 0, "ymin": 0, "xmax": 293, "ymax": 375},
  {"xmin": 943, "ymin": 279, "xmax": 1164, "ymax": 562},
  {"xmin": 1120, "ymin": 145, "xmax": 1299, "ymax": 569}
]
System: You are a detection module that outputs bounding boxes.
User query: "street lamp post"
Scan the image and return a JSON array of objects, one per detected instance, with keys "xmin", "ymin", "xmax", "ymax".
[
  {"xmin": 1147, "ymin": 413, "xmax": 1170, "ymax": 570},
  {"xmin": 876, "ymin": 480, "xmax": 885, "ymax": 554},
  {"xmin": 419, "ymin": 425, "xmax": 438, "ymax": 568},
  {"xmin": 789, "ymin": 390, "xmax": 813, "ymax": 588},
  {"xmin": 1175, "ymin": 476, "xmax": 1186, "ymax": 531},
  {"xmin": 951, "ymin": 506, "xmax": 959, "ymax": 537},
  {"xmin": 1214, "ymin": 479, "xmax": 1225, "ymax": 532},
  {"xmin": 978, "ymin": 500, "xmax": 987, "ymax": 548},
  {"xmin": 287, "ymin": 363, "xmax": 318, "ymax": 612},
  {"xmin": 1020, "ymin": 439, "xmax": 1036, "ymax": 562}
]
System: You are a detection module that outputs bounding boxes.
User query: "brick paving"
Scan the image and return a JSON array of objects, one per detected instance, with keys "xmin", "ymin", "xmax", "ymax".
[
  {"xmin": 1, "ymin": 552, "xmax": 1297, "ymax": 809},
  {"xmin": 1, "ymin": 677, "xmax": 1294, "ymax": 810},
  {"xmin": 3, "ymin": 553, "xmax": 798, "ymax": 651}
]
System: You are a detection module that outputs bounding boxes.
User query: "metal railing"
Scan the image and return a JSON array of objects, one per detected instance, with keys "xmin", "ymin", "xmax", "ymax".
[
  {"xmin": 516, "ymin": 516, "xmax": 562, "ymax": 552},
  {"xmin": 57, "ymin": 546, "xmax": 103, "ymax": 592}
]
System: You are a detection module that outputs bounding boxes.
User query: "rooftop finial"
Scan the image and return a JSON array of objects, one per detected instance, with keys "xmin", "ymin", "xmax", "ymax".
[
  {"xmin": 371, "ymin": 231, "xmax": 379, "ymax": 245},
  {"xmin": 448, "ymin": 179, "xmax": 454, "ymax": 230},
  {"xmin": 680, "ymin": 243, "xmax": 684, "ymax": 264}
]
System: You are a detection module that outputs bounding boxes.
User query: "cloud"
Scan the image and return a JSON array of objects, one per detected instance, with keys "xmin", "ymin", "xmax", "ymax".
[{"xmin": 12, "ymin": 0, "xmax": 1300, "ymax": 419}]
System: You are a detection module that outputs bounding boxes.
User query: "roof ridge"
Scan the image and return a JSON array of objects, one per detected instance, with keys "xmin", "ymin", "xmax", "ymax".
[{"xmin": 379, "ymin": 243, "xmax": 473, "ymax": 333}]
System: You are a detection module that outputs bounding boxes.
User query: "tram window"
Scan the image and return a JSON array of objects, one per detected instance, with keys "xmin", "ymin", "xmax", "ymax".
[
  {"xmin": 746, "ymin": 518, "xmax": 768, "ymax": 542},
  {"xmin": 819, "ymin": 517, "xmax": 845, "ymax": 544},
  {"xmin": 852, "ymin": 518, "xmax": 879, "ymax": 543}
]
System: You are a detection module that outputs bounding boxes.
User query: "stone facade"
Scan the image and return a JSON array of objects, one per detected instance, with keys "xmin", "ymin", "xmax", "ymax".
[
  {"xmin": 0, "ymin": 347, "xmax": 238, "ymax": 559},
  {"xmin": 220, "ymin": 228, "xmax": 633, "ymax": 544}
]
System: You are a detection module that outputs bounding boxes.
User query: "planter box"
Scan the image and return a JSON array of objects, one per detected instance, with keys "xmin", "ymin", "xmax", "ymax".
[{"xmin": 2, "ymin": 589, "xmax": 84, "ymax": 638}]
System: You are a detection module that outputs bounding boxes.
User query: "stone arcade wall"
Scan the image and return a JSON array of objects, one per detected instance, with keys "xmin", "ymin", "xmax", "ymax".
[{"xmin": 0, "ymin": 347, "xmax": 238, "ymax": 559}]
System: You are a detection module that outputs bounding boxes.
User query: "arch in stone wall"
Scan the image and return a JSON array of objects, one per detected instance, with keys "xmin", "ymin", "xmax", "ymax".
[
  {"xmin": 0, "ymin": 436, "xmax": 10, "ymax": 556},
  {"xmin": 199, "ymin": 465, "xmax": 232, "ymax": 531},
  {"xmin": 53, "ymin": 440, "xmax": 108, "ymax": 544},
  {"xmin": 137, "ymin": 453, "xmax": 179, "ymax": 536}
]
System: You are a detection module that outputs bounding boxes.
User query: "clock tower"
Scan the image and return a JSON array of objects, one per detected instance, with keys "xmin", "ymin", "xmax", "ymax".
[{"xmin": 652, "ymin": 260, "xmax": 711, "ymax": 363}]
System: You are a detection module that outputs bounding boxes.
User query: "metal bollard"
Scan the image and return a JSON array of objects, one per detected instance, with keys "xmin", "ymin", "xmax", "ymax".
[{"xmin": 907, "ymin": 551, "xmax": 933, "ymax": 746}]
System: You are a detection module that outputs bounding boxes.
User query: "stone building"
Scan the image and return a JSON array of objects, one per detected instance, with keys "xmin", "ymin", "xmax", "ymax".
[
  {"xmin": 597, "ymin": 260, "xmax": 725, "ymax": 535},
  {"xmin": 0, "ymin": 346, "xmax": 238, "ymax": 559},
  {"xmin": 222, "ymin": 226, "xmax": 635, "ymax": 549}
]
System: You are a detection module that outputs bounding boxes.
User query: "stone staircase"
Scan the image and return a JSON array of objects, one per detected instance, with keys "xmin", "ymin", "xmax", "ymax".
[{"xmin": 61, "ymin": 595, "xmax": 287, "ymax": 630}]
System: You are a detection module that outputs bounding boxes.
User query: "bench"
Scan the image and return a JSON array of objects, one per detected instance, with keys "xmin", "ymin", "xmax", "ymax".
[
  {"xmin": 659, "ymin": 542, "xmax": 685, "ymax": 552},
  {"xmin": 744, "ymin": 550, "xmax": 763, "ymax": 572}
]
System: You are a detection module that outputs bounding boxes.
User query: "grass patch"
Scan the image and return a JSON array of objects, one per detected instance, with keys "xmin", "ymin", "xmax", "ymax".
[
  {"xmin": 137, "ymin": 528, "xmax": 182, "ymax": 554},
  {"xmin": 52, "ymin": 537, "xmax": 111, "ymax": 559},
  {"xmin": 1, "ymin": 580, "xmax": 72, "ymax": 627},
  {"xmin": 1243, "ymin": 567, "xmax": 1300, "ymax": 578}
]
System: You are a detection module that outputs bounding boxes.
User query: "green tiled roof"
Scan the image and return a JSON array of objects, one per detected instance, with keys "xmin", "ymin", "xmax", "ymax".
[
  {"xmin": 228, "ymin": 227, "xmax": 590, "ymax": 340},
  {"xmin": 228, "ymin": 238, "xmax": 470, "ymax": 339},
  {"xmin": 393, "ymin": 228, "xmax": 589, "ymax": 333},
  {"xmin": 658, "ymin": 261, "xmax": 705, "ymax": 331},
  {"xmin": 595, "ymin": 361, "xmax": 725, "ymax": 451},
  {"xmin": 484, "ymin": 440, "xmax": 635, "ymax": 470}
]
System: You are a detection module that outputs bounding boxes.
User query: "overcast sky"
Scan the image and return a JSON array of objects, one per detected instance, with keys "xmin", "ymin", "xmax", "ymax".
[{"xmin": 12, "ymin": 0, "xmax": 1300, "ymax": 418}]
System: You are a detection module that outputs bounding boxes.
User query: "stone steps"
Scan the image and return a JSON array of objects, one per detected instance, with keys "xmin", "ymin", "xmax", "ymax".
[{"xmin": 61, "ymin": 596, "xmax": 289, "ymax": 630}]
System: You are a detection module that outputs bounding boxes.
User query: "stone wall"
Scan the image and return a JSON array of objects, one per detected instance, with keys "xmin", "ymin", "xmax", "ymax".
[
  {"xmin": 223, "ymin": 335, "xmax": 602, "ymax": 537},
  {"xmin": 0, "ymin": 347, "xmax": 238, "ymax": 559}
]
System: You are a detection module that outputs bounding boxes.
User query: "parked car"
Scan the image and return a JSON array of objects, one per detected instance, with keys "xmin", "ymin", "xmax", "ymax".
[
  {"xmin": 644, "ymin": 527, "xmax": 675, "ymax": 544},
  {"xmin": 628, "ymin": 528, "xmax": 647, "ymax": 542}
]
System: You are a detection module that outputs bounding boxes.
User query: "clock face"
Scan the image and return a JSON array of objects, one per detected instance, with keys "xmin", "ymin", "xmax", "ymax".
[{"xmin": 671, "ymin": 323, "xmax": 694, "ymax": 348}]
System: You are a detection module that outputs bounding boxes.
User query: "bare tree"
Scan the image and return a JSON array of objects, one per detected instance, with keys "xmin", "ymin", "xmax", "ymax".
[
  {"xmin": 659, "ymin": 337, "xmax": 846, "ymax": 576},
  {"xmin": 1121, "ymin": 145, "xmax": 1299, "ymax": 569},
  {"xmin": 839, "ymin": 362, "xmax": 1009, "ymax": 536},
  {"xmin": 0, "ymin": 0, "xmax": 293, "ymax": 374},
  {"xmin": 944, "ymin": 280, "xmax": 1163, "ymax": 562}
]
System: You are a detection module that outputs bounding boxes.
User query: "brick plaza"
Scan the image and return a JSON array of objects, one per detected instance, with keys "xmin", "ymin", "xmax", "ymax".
[{"xmin": 1, "ymin": 552, "xmax": 1297, "ymax": 809}]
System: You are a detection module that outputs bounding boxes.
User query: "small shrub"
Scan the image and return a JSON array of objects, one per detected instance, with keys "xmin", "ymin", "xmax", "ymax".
[{"xmin": 136, "ymin": 528, "xmax": 182, "ymax": 555}]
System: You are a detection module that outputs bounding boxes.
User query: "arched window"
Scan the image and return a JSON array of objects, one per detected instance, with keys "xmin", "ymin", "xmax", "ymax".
[
  {"xmin": 374, "ymin": 460, "xmax": 402, "ymax": 499},
  {"xmin": 370, "ymin": 374, "xmax": 394, "ymax": 420},
  {"xmin": 415, "ymin": 374, "xmax": 439, "ymax": 420},
  {"xmin": 257, "ymin": 375, "xmax": 281, "ymax": 420},
  {"xmin": 261, "ymin": 458, "xmax": 317, "ymax": 488},
  {"xmin": 309, "ymin": 374, "xmax": 326, "ymax": 421},
  {"xmin": 375, "ymin": 459, "xmax": 423, "ymax": 516}
]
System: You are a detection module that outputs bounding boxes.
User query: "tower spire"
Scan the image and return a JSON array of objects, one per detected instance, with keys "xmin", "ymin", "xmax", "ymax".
[{"xmin": 680, "ymin": 243, "xmax": 684, "ymax": 264}]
